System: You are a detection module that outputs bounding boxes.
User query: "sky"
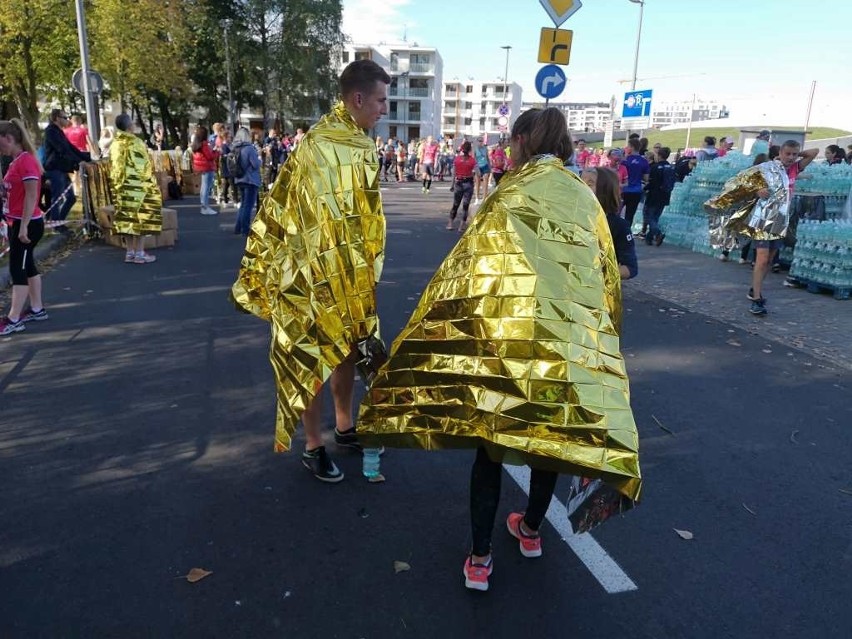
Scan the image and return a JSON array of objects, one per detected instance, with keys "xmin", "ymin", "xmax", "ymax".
[{"xmin": 342, "ymin": 0, "xmax": 852, "ymax": 132}]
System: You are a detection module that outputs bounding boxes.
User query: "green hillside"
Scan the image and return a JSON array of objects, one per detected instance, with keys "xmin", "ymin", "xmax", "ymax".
[{"xmin": 640, "ymin": 126, "xmax": 850, "ymax": 151}]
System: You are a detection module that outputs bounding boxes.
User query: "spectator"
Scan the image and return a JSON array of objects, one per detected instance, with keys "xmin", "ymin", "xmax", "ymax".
[
  {"xmin": 674, "ymin": 154, "xmax": 697, "ymax": 182},
  {"xmin": 643, "ymin": 146, "xmax": 676, "ymax": 246},
  {"xmin": 575, "ymin": 139, "xmax": 591, "ymax": 170},
  {"xmin": 824, "ymin": 144, "xmax": 846, "ymax": 165},
  {"xmin": 149, "ymin": 124, "xmax": 166, "ymax": 151},
  {"xmin": 98, "ymin": 126, "xmax": 114, "ymax": 158},
  {"xmin": 231, "ymin": 59, "xmax": 390, "ymax": 482},
  {"xmin": 191, "ymin": 125, "xmax": 219, "ymax": 215},
  {"xmin": 717, "ymin": 136, "xmax": 729, "ymax": 158},
  {"xmin": 751, "ymin": 130, "xmax": 771, "ymax": 158},
  {"xmin": 64, "ymin": 114, "xmax": 96, "ymax": 155},
  {"xmin": 42, "ymin": 108, "xmax": 91, "ymax": 232},
  {"xmin": 582, "ymin": 167, "xmax": 638, "ymax": 279},
  {"xmin": 696, "ymin": 136, "xmax": 719, "ymax": 162},
  {"xmin": 109, "ymin": 113, "xmax": 162, "ymax": 264},
  {"xmin": 219, "ymin": 129, "xmax": 238, "ymax": 209},
  {"xmin": 0, "ymin": 119, "xmax": 49, "ymax": 335},
  {"xmin": 620, "ymin": 138, "xmax": 650, "ymax": 229},
  {"xmin": 232, "ymin": 126, "xmax": 261, "ymax": 236}
]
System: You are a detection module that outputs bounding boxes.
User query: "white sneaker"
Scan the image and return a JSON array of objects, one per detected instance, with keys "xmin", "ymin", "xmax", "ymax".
[
  {"xmin": 473, "ymin": 198, "xmax": 481, "ymax": 205},
  {"xmin": 201, "ymin": 207, "xmax": 218, "ymax": 216}
]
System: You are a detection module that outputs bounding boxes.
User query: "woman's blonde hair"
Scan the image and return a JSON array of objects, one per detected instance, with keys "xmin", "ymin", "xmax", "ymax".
[{"xmin": 0, "ymin": 118, "xmax": 43, "ymax": 174}]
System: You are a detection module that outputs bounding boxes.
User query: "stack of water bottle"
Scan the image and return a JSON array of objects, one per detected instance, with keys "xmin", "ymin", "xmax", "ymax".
[
  {"xmin": 794, "ymin": 162, "xmax": 852, "ymax": 220},
  {"xmin": 658, "ymin": 152, "xmax": 753, "ymax": 253},
  {"xmin": 789, "ymin": 219, "xmax": 852, "ymax": 288}
]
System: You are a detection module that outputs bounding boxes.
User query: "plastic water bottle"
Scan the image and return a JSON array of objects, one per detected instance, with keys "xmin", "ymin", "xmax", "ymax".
[{"xmin": 362, "ymin": 448, "xmax": 383, "ymax": 482}]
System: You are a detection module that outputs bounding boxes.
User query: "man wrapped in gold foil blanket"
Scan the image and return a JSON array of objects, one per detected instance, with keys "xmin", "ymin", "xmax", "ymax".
[{"xmin": 232, "ymin": 60, "xmax": 390, "ymax": 482}]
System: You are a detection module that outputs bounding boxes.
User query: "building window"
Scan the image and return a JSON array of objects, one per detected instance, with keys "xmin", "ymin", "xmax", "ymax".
[
  {"xmin": 464, "ymin": 101, "xmax": 472, "ymax": 110},
  {"xmin": 481, "ymin": 101, "xmax": 487, "ymax": 111},
  {"xmin": 464, "ymin": 117, "xmax": 472, "ymax": 125},
  {"xmin": 466, "ymin": 85, "xmax": 473, "ymax": 93},
  {"xmin": 480, "ymin": 117, "xmax": 486, "ymax": 127},
  {"xmin": 342, "ymin": 51, "xmax": 350, "ymax": 63},
  {"xmin": 355, "ymin": 51, "xmax": 371, "ymax": 61}
]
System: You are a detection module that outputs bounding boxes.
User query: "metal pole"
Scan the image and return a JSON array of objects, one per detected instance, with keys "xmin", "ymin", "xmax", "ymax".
[
  {"xmin": 630, "ymin": 1, "xmax": 644, "ymax": 91},
  {"xmin": 803, "ymin": 80, "xmax": 816, "ymax": 134},
  {"xmin": 684, "ymin": 93, "xmax": 696, "ymax": 150},
  {"xmin": 74, "ymin": 0, "xmax": 99, "ymax": 144},
  {"xmin": 501, "ymin": 45, "xmax": 511, "ymax": 138},
  {"xmin": 223, "ymin": 21, "xmax": 235, "ymax": 131}
]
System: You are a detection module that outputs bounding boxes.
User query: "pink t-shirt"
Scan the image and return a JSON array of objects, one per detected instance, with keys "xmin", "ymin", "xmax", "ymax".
[
  {"xmin": 2, "ymin": 152, "xmax": 43, "ymax": 220},
  {"xmin": 576, "ymin": 149, "xmax": 592, "ymax": 169},
  {"xmin": 65, "ymin": 125, "xmax": 90, "ymax": 152},
  {"xmin": 586, "ymin": 153, "xmax": 601, "ymax": 168},
  {"xmin": 786, "ymin": 161, "xmax": 800, "ymax": 195},
  {"xmin": 421, "ymin": 143, "xmax": 438, "ymax": 164}
]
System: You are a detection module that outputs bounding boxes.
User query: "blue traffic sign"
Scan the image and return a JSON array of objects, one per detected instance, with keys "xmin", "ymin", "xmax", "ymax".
[
  {"xmin": 622, "ymin": 89, "xmax": 653, "ymax": 118},
  {"xmin": 535, "ymin": 65, "xmax": 566, "ymax": 100}
]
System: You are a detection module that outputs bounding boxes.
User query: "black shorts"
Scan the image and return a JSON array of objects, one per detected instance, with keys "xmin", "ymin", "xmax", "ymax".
[{"xmin": 8, "ymin": 218, "xmax": 45, "ymax": 285}]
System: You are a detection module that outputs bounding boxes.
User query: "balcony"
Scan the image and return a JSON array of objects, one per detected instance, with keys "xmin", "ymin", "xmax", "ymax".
[
  {"xmin": 409, "ymin": 62, "xmax": 433, "ymax": 74},
  {"xmin": 408, "ymin": 87, "xmax": 429, "ymax": 97}
]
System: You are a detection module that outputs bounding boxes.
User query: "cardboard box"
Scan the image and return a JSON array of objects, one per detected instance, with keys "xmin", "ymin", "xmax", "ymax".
[
  {"xmin": 103, "ymin": 228, "xmax": 177, "ymax": 250},
  {"xmin": 161, "ymin": 207, "xmax": 178, "ymax": 232},
  {"xmin": 182, "ymin": 172, "xmax": 202, "ymax": 195},
  {"xmin": 155, "ymin": 171, "xmax": 172, "ymax": 201}
]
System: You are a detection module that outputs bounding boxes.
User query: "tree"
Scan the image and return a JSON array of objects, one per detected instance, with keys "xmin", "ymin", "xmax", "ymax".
[{"xmin": 0, "ymin": 1, "xmax": 79, "ymax": 137}]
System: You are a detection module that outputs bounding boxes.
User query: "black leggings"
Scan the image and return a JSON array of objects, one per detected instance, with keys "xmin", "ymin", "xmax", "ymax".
[
  {"xmin": 470, "ymin": 446, "xmax": 559, "ymax": 557},
  {"xmin": 8, "ymin": 218, "xmax": 44, "ymax": 285},
  {"xmin": 622, "ymin": 192, "xmax": 642, "ymax": 229},
  {"xmin": 450, "ymin": 179, "xmax": 473, "ymax": 220}
]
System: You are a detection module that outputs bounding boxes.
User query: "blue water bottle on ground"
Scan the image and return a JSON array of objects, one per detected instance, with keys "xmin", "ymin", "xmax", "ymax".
[{"xmin": 362, "ymin": 448, "xmax": 384, "ymax": 482}]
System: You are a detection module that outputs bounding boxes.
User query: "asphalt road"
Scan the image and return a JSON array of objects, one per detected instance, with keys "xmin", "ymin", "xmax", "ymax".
[{"xmin": 1, "ymin": 180, "xmax": 850, "ymax": 638}]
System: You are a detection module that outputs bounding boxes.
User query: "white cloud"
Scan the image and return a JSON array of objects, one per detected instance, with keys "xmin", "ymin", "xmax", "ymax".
[{"xmin": 341, "ymin": 0, "xmax": 416, "ymax": 46}]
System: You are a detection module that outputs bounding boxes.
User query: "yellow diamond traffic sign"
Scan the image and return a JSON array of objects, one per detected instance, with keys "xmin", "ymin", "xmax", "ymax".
[
  {"xmin": 538, "ymin": 28, "xmax": 573, "ymax": 65},
  {"xmin": 539, "ymin": 0, "xmax": 582, "ymax": 27}
]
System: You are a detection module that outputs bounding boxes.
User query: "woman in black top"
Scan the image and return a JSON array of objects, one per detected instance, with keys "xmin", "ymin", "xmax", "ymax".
[{"xmin": 581, "ymin": 167, "xmax": 638, "ymax": 279}]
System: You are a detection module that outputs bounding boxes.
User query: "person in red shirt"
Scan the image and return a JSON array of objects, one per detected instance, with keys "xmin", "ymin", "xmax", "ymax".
[
  {"xmin": 575, "ymin": 139, "xmax": 591, "ymax": 170},
  {"xmin": 446, "ymin": 140, "xmax": 477, "ymax": 231},
  {"xmin": 64, "ymin": 115, "xmax": 95, "ymax": 155},
  {"xmin": 0, "ymin": 119, "xmax": 48, "ymax": 335},
  {"xmin": 191, "ymin": 125, "xmax": 220, "ymax": 215}
]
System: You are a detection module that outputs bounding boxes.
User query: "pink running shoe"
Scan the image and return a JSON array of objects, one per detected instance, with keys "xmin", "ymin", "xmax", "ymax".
[
  {"xmin": 506, "ymin": 512, "xmax": 542, "ymax": 558},
  {"xmin": 463, "ymin": 556, "xmax": 493, "ymax": 592}
]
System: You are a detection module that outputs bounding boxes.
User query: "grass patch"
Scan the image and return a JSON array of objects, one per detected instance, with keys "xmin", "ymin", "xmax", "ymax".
[{"xmin": 640, "ymin": 126, "xmax": 851, "ymax": 151}]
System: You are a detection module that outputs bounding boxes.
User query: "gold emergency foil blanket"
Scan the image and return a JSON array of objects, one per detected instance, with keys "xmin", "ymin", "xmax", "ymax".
[
  {"xmin": 705, "ymin": 161, "xmax": 790, "ymax": 245},
  {"xmin": 109, "ymin": 130, "xmax": 163, "ymax": 236},
  {"xmin": 358, "ymin": 157, "xmax": 641, "ymax": 501},
  {"xmin": 232, "ymin": 102, "xmax": 385, "ymax": 452}
]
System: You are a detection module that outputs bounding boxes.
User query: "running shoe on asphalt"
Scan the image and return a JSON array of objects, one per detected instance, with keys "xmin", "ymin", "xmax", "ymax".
[
  {"xmin": 749, "ymin": 299, "xmax": 768, "ymax": 316},
  {"xmin": 334, "ymin": 428, "xmax": 384, "ymax": 455},
  {"xmin": 506, "ymin": 512, "xmax": 543, "ymax": 558},
  {"xmin": 655, "ymin": 233, "xmax": 666, "ymax": 247},
  {"xmin": 747, "ymin": 288, "xmax": 766, "ymax": 302},
  {"xmin": 0, "ymin": 316, "xmax": 26, "ymax": 336},
  {"xmin": 463, "ymin": 555, "xmax": 493, "ymax": 592},
  {"xmin": 125, "ymin": 251, "xmax": 135, "ymax": 263},
  {"xmin": 301, "ymin": 446, "xmax": 344, "ymax": 483},
  {"xmin": 20, "ymin": 308, "xmax": 48, "ymax": 323},
  {"xmin": 134, "ymin": 252, "xmax": 157, "ymax": 264}
]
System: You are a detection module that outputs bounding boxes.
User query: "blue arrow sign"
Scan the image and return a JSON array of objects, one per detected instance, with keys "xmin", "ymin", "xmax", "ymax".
[
  {"xmin": 622, "ymin": 89, "xmax": 653, "ymax": 118},
  {"xmin": 535, "ymin": 65, "xmax": 566, "ymax": 100}
]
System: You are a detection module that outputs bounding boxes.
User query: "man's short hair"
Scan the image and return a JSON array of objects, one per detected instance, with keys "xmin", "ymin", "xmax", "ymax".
[
  {"xmin": 628, "ymin": 133, "xmax": 640, "ymax": 140},
  {"xmin": 577, "ymin": 138, "xmax": 586, "ymax": 143},
  {"xmin": 340, "ymin": 59, "xmax": 391, "ymax": 97},
  {"xmin": 704, "ymin": 136, "xmax": 716, "ymax": 146},
  {"xmin": 628, "ymin": 138, "xmax": 641, "ymax": 152},
  {"xmin": 781, "ymin": 139, "xmax": 801, "ymax": 150},
  {"xmin": 115, "ymin": 113, "xmax": 132, "ymax": 132},
  {"xmin": 658, "ymin": 146, "xmax": 671, "ymax": 160},
  {"xmin": 49, "ymin": 108, "xmax": 64, "ymax": 122}
]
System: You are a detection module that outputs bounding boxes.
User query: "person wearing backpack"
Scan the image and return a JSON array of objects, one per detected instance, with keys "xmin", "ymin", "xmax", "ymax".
[
  {"xmin": 232, "ymin": 126, "xmax": 261, "ymax": 236},
  {"xmin": 219, "ymin": 129, "xmax": 238, "ymax": 209},
  {"xmin": 644, "ymin": 146, "xmax": 675, "ymax": 246}
]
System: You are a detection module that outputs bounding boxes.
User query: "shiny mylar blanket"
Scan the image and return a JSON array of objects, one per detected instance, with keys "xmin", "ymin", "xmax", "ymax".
[
  {"xmin": 109, "ymin": 130, "xmax": 162, "ymax": 235},
  {"xmin": 231, "ymin": 103, "xmax": 385, "ymax": 452},
  {"xmin": 358, "ymin": 156, "xmax": 641, "ymax": 500}
]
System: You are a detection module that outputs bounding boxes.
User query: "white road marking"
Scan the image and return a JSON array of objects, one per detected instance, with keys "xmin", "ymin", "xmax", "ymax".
[{"xmin": 504, "ymin": 464, "xmax": 638, "ymax": 594}]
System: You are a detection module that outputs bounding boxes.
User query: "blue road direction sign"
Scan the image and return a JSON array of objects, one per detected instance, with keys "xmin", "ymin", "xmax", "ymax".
[
  {"xmin": 622, "ymin": 89, "xmax": 653, "ymax": 118},
  {"xmin": 535, "ymin": 65, "xmax": 567, "ymax": 100}
]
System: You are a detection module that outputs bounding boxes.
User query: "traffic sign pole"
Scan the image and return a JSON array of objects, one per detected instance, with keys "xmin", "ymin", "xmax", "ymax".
[{"xmin": 73, "ymin": 0, "xmax": 100, "ymax": 144}]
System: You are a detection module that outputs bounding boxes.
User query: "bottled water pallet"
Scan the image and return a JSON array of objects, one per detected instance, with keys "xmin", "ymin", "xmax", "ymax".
[{"xmin": 786, "ymin": 276, "xmax": 851, "ymax": 300}]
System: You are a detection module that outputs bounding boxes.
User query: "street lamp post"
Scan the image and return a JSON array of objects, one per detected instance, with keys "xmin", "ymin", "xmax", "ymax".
[
  {"xmin": 222, "ymin": 20, "xmax": 235, "ymax": 132},
  {"xmin": 628, "ymin": 0, "xmax": 645, "ymax": 92},
  {"xmin": 400, "ymin": 71, "xmax": 409, "ymax": 141},
  {"xmin": 500, "ymin": 45, "xmax": 512, "ymax": 140},
  {"xmin": 73, "ymin": 0, "xmax": 99, "ymax": 143}
]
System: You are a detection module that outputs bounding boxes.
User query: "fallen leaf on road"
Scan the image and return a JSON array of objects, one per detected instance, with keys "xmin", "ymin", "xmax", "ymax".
[
  {"xmin": 839, "ymin": 489, "xmax": 852, "ymax": 497},
  {"xmin": 742, "ymin": 503, "xmax": 756, "ymax": 515},
  {"xmin": 790, "ymin": 430, "xmax": 800, "ymax": 444},
  {"xmin": 393, "ymin": 561, "xmax": 411, "ymax": 573},
  {"xmin": 727, "ymin": 340, "xmax": 741, "ymax": 347},
  {"xmin": 185, "ymin": 568, "xmax": 212, "ymax": 583},
  {"xmin": 762, "ymin": 349, "xmax": 772, "ymax": 354},
  {"xmin": 673, "ymin": 529, "xmax": 694, "ymax": 540}
]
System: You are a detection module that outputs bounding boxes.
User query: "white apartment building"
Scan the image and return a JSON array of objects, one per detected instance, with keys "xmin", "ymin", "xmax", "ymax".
[
  {"xmin": 520, "ymin": 101, "xmax": 614, "ymax": 134},
  {"xmin": 441, "ymin": 81, "xmax": 523, "ymax": 142},
  {"xmin": 339, "ymin": 43, "xmax": 443, "ymax": 142},
  {"xmin": 651, "ymin": 99, "xmax": 729, "ymax": 128}
]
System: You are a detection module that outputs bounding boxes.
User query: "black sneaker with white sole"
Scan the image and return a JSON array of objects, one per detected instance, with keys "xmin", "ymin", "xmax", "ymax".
[
  {"xmin": 334, "ymin": 428, "xmax": 385, "ymax": 455},
  {"xmin": 301, "ymin": 446, "xmax": 344, "ymax": 483}
]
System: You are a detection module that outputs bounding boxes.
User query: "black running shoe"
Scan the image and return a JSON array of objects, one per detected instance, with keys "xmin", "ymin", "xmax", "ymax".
[
  {"xmin": 301, "ymin": 446, "xmax": 344, "ymax": 483},
  {"xmin": 21, "ymin": 308, "xmax": 49, "ymax": 323},
  {"xmin": 334, "ymin": 428, "xmax": 385, "ymax": 455}
]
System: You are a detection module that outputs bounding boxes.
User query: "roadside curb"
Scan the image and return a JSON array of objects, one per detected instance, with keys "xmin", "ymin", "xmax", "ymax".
[{"xmin": 1, "ymin": 232, "xmax": 70, "ymax": 289}]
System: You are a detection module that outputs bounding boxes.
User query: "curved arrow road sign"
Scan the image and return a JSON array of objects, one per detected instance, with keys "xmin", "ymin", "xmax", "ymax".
[{"xmin": 535, "ymin": 65, "xmax": 567, "ymax": 100}]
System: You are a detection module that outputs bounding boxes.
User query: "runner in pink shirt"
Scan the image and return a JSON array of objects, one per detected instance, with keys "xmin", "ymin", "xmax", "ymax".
[{"xmin": 420, "ymin": 136, "xmax": 439, "ymax": 193}]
